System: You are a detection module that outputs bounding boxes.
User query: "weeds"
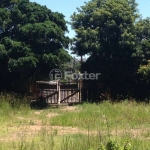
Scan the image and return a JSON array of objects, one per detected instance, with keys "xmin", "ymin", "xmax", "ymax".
[{"xmin": 0, "ymin": 94, "xmax": 150, "ymax": 149}]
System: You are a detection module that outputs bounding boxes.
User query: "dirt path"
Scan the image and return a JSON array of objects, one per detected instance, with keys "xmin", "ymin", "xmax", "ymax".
[{"xmin": 1, "ymin": 124, "xmax": 150, "ymax": 142}]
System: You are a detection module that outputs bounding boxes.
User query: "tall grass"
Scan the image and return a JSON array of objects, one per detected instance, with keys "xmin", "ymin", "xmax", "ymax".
[
  {"xmin": 0, "ymin": 92, "xmax": 30, "ymax": 109},
  {"xmin": 0, "ymin": 94, "xmax": 150, "ymax": 150},
  {"xmin": 50, "ymin": 101, "xmax": 150, "ymax": 130},
  {"xmin": 0, "ymin": 93, "xmax": 31, "ymax": 129}
]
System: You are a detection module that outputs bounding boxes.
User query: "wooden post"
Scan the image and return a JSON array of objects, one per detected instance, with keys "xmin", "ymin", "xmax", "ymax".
[
  {"xmin": 57, "ymin": 81, "xmax": 61, "ymax": 105},
  {"xmin": 78, "ymin": 80, "xmax": 81, "ymax": 102}
]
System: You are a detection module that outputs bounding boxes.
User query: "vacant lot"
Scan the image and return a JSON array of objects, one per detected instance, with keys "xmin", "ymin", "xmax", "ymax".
[{"xmin": 0, "ymin": 95, "xmax": 150, "ymax": 149}]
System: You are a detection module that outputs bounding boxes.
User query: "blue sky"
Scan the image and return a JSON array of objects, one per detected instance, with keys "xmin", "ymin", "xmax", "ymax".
[{"xmin": 30, "ymin": 0, "xmax": 150, "ymax": 39}]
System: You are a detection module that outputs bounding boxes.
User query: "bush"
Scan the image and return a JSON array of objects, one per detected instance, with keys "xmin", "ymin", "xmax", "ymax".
[{"xmin": 0, "ymin": 93, "xmax": 30, "ymax": 109}]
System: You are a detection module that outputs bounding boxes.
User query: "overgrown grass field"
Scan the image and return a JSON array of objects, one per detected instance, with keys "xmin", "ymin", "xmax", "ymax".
[{"xmin": 0, "ymin": 93, "xmax": 150, "ymax": 150}]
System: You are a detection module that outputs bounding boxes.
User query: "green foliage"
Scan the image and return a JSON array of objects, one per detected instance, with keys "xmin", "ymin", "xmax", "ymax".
[
  {"xmin": 0, "ymin": 0, "xmax": 71, "ymax": 92},
  {"xmin": 97, "ymin": 140, "xmax": 132, "ymax": 150},
  {"xmin": 71, "ymin": 0, "xmax": 138, "ymax": 56},
  {"xmin": 71, "ymin": 0, "xmax": 150, "ymax": 100},
  {"xmin": 0, "ymin": 93, "xmax": 30, "ymax": 109},
  {"xmin": 131, "ymin": 18, "xmax": 150, "ymax": 99},
  {"xmin": 134, "ymin": 18, "xmax": 150, "ymax": 63},
  {"xmin": 123, "ymin": 142, "xmax": 131, "ymax": 150},
  {"xmin": 106, "ymin": 140, "xmax": 121, "ymax": 150},
  {"xmin": 0, "ymin": 99, "xmax": 150, "ymax": 149},
  {"xmin": 97, "ymin": 143, "xmax": 106, "ymax": 150}
]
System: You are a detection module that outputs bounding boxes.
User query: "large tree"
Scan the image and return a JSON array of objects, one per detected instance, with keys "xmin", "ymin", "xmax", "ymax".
[
  {"xmin": 133, "ymin": 18, "xmax": 150, "ymax": 99},
  {"xmin": 0, "ymin": 0, "xmax": 71, "ymax": 92},
  {"xmin": 71, "ymin": 0, "xmax": 140, "ymax": 99}
]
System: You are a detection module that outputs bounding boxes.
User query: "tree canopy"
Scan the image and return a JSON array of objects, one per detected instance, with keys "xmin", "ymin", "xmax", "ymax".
[
  {"xmin": 0, "ymin": 0, "xmax": 71, "ymax": 92},
  {"xmin": 71, "ymin": 0, "xmax": 150, "ymax": 100}
]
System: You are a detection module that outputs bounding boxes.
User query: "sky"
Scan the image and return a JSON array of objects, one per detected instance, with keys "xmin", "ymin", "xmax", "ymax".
[{"xmin": 30, "ymin": 0, "xmax": 150, "ymax": 38}]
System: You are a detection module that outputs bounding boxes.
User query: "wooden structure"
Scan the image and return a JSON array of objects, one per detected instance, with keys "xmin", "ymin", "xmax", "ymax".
[{"xmin": 33, "ymin": 81, "xmax": 82, "ymax": 104}]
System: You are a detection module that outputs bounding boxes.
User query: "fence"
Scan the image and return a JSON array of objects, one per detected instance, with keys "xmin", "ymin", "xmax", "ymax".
[{"xmin": 33, "ymin": 81, "xmax": 82, "ymax": 104}]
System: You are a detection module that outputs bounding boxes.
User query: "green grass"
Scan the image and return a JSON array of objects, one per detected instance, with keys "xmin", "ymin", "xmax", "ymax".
[
  {"xmin": 0, "ymin": 93, "xmax": 150, "ymax": 150},
  {"xmin": 50, "ymin": 101, "xmax": 150, "ymax": 130}
]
